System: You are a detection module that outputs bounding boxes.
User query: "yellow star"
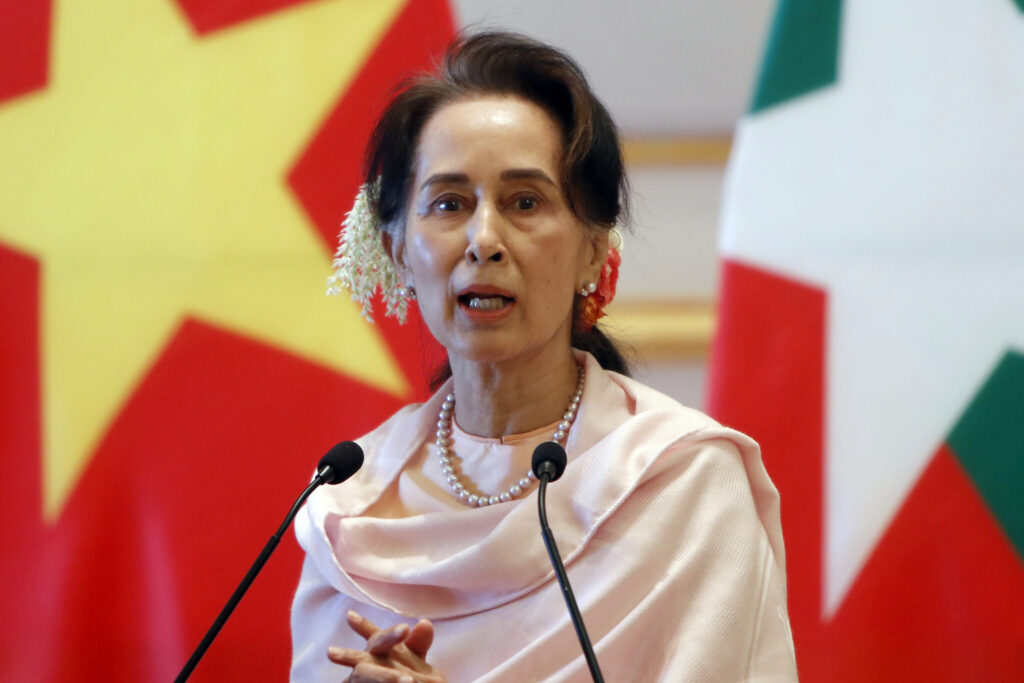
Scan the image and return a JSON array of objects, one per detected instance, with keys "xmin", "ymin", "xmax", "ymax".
[{"xmin": 0, "ymin": 0, "xmax": 409, "ymax": 519}]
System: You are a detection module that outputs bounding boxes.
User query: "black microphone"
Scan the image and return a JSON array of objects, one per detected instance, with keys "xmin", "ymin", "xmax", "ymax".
[
  {"xmin": 532, "ymin": 442, "xmax": 604, "ymax": 683},
  {"xmin": 317, "ymin": 440, "xmax": 365, "ymax": 484},
  {"xmin": 531, "ymin": 440, "xmax": 567, "ymax": 482},
  {"xmin": 175, "ymin": 441, "xmax": 364, "ymax": 682}
]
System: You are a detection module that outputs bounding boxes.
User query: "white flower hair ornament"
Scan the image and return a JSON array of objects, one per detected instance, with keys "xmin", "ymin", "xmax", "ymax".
[{"xmin": 326, "ymin": 179, "xmax": 410, "ymax": 324}]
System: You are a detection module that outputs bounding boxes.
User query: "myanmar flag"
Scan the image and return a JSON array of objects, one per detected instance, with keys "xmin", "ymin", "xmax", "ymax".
[
  {"xmin": 710, "ymin": 0, "xmax": 1024, "ymax": 680},
  {"xmin": 0, "ymin": 0, "xmax": 451, "ymax": 679}
]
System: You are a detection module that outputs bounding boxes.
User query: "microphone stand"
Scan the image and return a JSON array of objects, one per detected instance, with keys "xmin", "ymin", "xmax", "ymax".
[{"xmin": 537, "ymin": 475, "xmax": 605, "ymax": 683}]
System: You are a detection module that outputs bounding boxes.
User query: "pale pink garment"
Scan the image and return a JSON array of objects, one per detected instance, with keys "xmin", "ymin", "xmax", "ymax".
[{"xmin": 291, "ymin": 352, "xmax": 797, "ymax": 681}]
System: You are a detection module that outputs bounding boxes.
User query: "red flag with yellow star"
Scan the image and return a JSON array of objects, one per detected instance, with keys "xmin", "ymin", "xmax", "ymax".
[{"xmin": 0, "ymin": 0, "xmax": 453, "ymax": 679}]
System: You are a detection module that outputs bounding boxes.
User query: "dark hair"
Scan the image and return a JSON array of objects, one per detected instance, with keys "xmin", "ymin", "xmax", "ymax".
[{"xmin": 365, "ymin": 31, "xmax": 631, "ymax": 383}]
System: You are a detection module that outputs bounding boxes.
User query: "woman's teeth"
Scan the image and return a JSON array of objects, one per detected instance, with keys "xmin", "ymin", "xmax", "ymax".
[{"xmin": 467, "ymin": 296, "xmax": 508, "ymax": 310}]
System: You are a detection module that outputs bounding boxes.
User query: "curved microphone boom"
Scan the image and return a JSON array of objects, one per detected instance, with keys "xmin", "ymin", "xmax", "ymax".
[
  {"xmin": 175, "ymin": 441, "xmax": 364, "ymax": 682},
  {"xmin": 532, "ymin": 441, "xmax": 604, "ymax": 683}
]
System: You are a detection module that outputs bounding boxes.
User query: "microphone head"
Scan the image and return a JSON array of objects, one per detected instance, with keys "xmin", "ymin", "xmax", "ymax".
[
  {"xmin": 531, "ymin": 441, "xmax": 567, "ymax": 482},
  {"xmin": 317, "ymin": 441, "xmax": 364, "ymax": 485}
]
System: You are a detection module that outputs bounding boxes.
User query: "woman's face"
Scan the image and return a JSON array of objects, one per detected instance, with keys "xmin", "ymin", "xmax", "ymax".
[{"xmin": 390, "ymin": 96, "xmax": 606, "ymax": 368}]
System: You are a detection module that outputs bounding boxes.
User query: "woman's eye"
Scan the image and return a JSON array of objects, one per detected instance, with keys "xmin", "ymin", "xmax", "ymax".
[
  {"xmin": 514, "ymin": 196, "xmax": 538, "ymax": 211},
  {"xmin": 435, "ymin": 197, "xmax": 462, "ymax": 213}
]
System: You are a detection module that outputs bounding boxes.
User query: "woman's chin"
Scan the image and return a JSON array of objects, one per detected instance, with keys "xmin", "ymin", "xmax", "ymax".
[
  {"xmin": 438, "ymin": 310, "xmax": 574, "ymax": 369},
  {"xmin": 442, "ymin": 331, "xmax": 540, "ymax": 367},
  {"xmin": 444, "ymin": 332, "xmax": 571, "ymax": 370},
  {"xmin": 446, "ymin": 339, "xmax": 521, "ymax": 366}
]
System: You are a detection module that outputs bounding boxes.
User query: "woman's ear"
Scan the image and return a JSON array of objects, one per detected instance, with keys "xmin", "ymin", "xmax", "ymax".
[
  {"xmin": 382, "ymin": 229, "xmax": 410, "ymax": 281},
  {"xmin": 584, "ymin": 229, "xmax": 610, "ymax": 279}
]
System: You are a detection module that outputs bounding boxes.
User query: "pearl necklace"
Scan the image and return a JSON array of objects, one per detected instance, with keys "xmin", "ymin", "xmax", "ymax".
[{"xmin": 436, "ymin": 365, "xmax": 585, "ymax": 507}]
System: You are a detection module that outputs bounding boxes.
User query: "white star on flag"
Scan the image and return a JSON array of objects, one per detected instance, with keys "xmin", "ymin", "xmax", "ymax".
[{"xmin": 720, "ymin": 0, "xmax": 1024, "ymax": 612}]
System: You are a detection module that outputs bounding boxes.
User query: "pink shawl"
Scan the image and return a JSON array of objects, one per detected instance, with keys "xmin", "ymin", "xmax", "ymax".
[{"xmin": 292, "ymin": 353, "xmax": 797, "ymax": 681}]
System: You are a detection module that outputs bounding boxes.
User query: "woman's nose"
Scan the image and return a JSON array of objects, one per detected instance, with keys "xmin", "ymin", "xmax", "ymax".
[{"xmin": 464, "ymin": 205, "xmax": 506, "ymax": 264}]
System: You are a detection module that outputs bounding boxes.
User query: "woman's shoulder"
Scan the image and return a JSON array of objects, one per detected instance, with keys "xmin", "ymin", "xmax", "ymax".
[
  {"xmin": 577, "ymin": 361, "xmax": 787, "ymax": 575},
  {"xmin": 615, "ymin": 370, "xmax": 726, "ymax": 428},
  {"xmin": 583, "ymin": 355, "xmax": 757, "ymax": 456},
  {"xmin": 579, "ymin": 357, "xmax": 777, "ymax": 518}
]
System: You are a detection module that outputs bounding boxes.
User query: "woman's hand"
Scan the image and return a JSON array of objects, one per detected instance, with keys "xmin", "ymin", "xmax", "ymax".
[{"xmin": 328, "ymin": 610, "xmax": 447, "ymax": 683}]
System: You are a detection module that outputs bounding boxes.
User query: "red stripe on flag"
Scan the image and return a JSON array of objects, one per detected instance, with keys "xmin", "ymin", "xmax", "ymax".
[
  {"xmin": 0, "ymin": 245, "xmax": 42, "ymax": 559},
  {"xmin": 825, "ymin": 445, "xmax": 1024, "ymax": 680},
  {"xmin": 0, "ymin": 245, "xmax": 55, "ymax": 681},
  {"xmin": 0, "ymin": 0, "xmax": 51, "ymax": 103},
  {"xmin": 707, "ymin": 258, "xmax": 827, "ymax": 658}
]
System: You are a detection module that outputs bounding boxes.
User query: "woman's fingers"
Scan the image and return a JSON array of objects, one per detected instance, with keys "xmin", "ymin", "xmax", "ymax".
[
  {"xmin": 328, "ymin": 648, "xmax": 415, "ymax": 683},
  {"xmin": 328, "ymin": 646, "xmax": 371, "ymax": 667},
  {"xmin": 347, "ymin": 610, "xmax": 382, "ymax": 640},
  {"xmin": 366, "ymin": 623, "xmax": 410, "ymax": 656},
  {"xmin": 403, "ymin": 619, "xmax": 435, "ymax": 659},
  {"xmin": 347, "ymin": 661, "xmax": 415, "ymax": 683},
  {"xmin": 338, "ymin": 610, "xmax": 441, "ymax": 678},
  {"xmin": 347, "ymin": 610, "xmax": 423, "ymax": 660}
]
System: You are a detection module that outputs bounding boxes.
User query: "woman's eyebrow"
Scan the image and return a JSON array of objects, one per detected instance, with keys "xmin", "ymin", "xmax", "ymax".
[
  {"xmin": 419, "ymin": 169, "xmax": 556, "ymax": 191},
  {"xmin": 419, "ymin": 172, "xmax": 469, "ymax": 190},
  {"xmin": 500, "ymin": 168, "xmax": 556, "ymax": 185}
]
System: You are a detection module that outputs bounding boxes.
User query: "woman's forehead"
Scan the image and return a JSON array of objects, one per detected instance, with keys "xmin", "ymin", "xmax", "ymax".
[{"xmin": 413, "ymin": 96, "xmax": 563, "ymax": 182}]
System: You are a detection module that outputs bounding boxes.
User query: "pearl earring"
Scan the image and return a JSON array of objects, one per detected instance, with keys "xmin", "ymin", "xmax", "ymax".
[
  {"xmin": 579, "ymin": 282, "xmax": 597, "ymax": 297},
  {"xmin": 402, "ymin": 285, "xmax": 417, "ymax": 300}
]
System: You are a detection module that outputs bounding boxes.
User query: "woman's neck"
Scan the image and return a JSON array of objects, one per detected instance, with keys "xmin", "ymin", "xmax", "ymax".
[{"xmin": 448, "ymin": 349, "xmax": 580, "ymax": 438}]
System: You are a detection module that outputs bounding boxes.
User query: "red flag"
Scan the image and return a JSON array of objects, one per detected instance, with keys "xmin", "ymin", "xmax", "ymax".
[{"xmin": 0, "ymin": 1, "xmax": 453, "ymax": 679}]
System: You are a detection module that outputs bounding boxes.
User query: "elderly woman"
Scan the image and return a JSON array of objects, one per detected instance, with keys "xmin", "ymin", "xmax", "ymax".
[{"xmin": 293, "ymin": 33, "xmax": 796, "ymax": 682}]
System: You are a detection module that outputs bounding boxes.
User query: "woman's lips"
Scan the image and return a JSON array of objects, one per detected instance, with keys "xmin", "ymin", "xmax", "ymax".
[
  {"xmin": 456, "ymin": 287, "xmax": 516, "ymax": 321},
  {"xmin": 457, "ymin": 284, "xmax": 514, "ymax": 298}
]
